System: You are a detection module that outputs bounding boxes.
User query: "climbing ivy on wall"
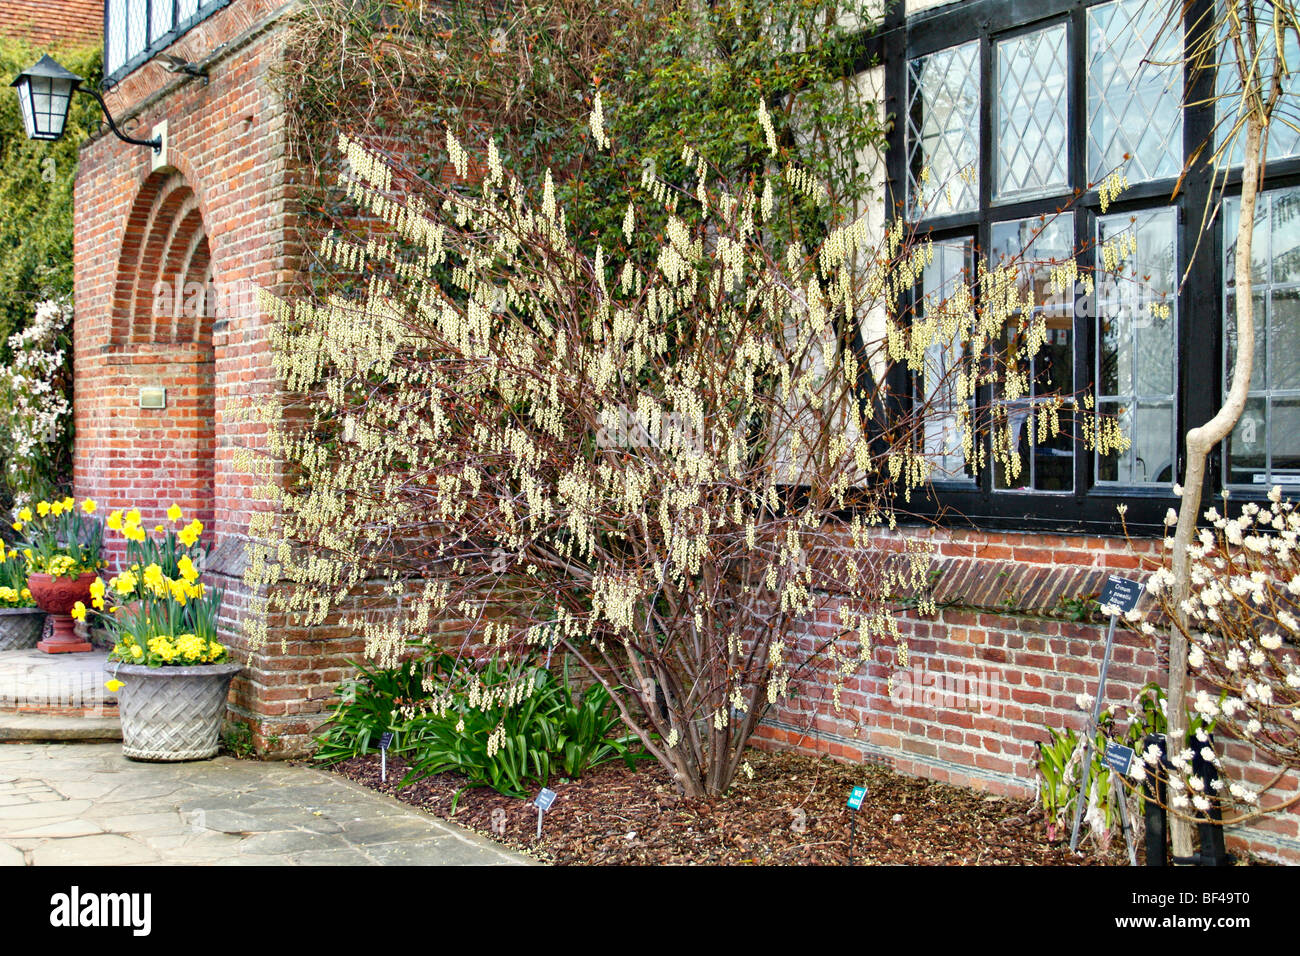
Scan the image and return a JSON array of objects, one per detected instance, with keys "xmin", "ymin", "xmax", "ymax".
[
  {"xmin": 0, "ymin": 40, "xmax": 101, "ymax": 510},
  {"xmin": 0, "ymin": 39, "xmax": 102, "ymax": 357},
  {"xmin": 279, "ymin": 0, "xmax": 891, "ymax": 284}
]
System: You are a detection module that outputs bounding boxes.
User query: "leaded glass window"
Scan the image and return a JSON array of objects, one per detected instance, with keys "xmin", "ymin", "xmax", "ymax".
[
  {"xmin": 917, "ymin": 239, "xmax": 976, "ymax": 482},
  {"xmin": 1217, "ymin": 1, "xmax": 1300, "ymax": 166},
  {"xmin": 907, "ymin": 41, "xmax": 980, "ymax": 218},
  {"xmin": 990, "ymin": 214, "xmax": 1076, "ymax": 491},
  {"xmin": 1225, "ymin": 185, "xmax": 1300, "ymax": 488},
  {"xmin": 1096, "ymin": 208, "xmax": 1178, "ymax": 484},
  {"xmin": 104, "ymin": 0, "xmax": 227, "ymax": 82},
  {"xmin": 1087, "ymin": 0, "xmax": 1184, "ymax": 184},
  {"xmin": 994, "ymin": 24, "xmax": 1070, "ymax": 203}
]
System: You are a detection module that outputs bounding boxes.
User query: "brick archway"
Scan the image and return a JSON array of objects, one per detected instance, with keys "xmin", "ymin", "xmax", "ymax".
[{"xmin": 89, "ymin": 168, "xmax": 216, "ymax": 556}]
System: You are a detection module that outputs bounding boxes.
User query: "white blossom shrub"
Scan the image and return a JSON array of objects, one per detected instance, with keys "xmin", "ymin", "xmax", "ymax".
[
  {"xmin": 0, "ymin": 298, "xmax": 72, "ymax": 508},
  {"xmin": 1144, "ymin": 487, "xmax": 1300, "ymax": 819}
]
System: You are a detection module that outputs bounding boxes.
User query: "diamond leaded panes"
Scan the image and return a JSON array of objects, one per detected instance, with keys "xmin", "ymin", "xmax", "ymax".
[
  {"xmin": 1087, "ymin": 0, "xmax": 1183, "ymax": 185},
  {"xmin": 994, "ymin": 24, "xmax": 1070, "ymax": 202},
  {"xmin": 906, "ymin": 40, "xmax": 980, "ymax": 218}
]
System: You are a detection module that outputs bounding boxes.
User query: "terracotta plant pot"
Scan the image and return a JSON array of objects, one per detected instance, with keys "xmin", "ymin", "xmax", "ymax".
[
  {"xmin": 107, "ymin": 662, "xmax": 242, "ymax": 761},
  {"xmin": 27, "ymin": 571, "xmax": 96, "ymax": 654},
  {"xmin": 0, "ymin": 606, "xmax": 46, "ymax": 651}
]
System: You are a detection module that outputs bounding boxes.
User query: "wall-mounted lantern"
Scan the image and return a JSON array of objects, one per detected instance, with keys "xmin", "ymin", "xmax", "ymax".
[{"xmin": 11, "ymin": 54, "xmax": 161, "ymax": 153}]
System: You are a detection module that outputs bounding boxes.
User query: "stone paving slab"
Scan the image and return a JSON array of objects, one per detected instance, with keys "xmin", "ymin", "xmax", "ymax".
[{"xmin": 0, "ymin": 743, "xmax": 531, "ymax": 866}]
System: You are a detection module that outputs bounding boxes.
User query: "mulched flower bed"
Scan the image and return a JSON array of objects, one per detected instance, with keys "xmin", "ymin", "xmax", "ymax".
[{"xmin": 329, "ymin": 749, "xmax": 1138, "ymax": 865}]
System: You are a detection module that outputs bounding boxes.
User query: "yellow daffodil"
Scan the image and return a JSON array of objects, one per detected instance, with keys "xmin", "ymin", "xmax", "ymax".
[
  {"xmin": 10, "ymin": 522, "xmax": 20, "ymax": 532},
  {"xmin": 62, "ymin": 496, "xmax": 73, "ymax": 510},
  {"xmin": 81, "ymin": 499, "xmax": 97, "ymax": 514},
  {"xmin": 107, "ymin": 510, "xmax": 123, "ymax": 531},
  {"xmin": 49, "ymin": 501, "xmax": 64, "ymax": 517},
  {"xmin": 178, "ymin": 555, "xmax": 199, "ymax": 582},
  {"xmin": 36, "ymin": 501, "xmax": 50, "ymax": 517},
  {"xmin": 18, "ymin": 507, "xmax": 32, "ymax": 522},
  {"xmin": 167, "ymin": 503, "xmax": 183, "ymax": 522},
  {"xmin": 178, "ymin": 519, "xmax": 204, "ymax": 548},
  {"xmin": 70, "ymin": 601, "xmax": 87, "ymax": 621},
  {"xmin": 126, "ymin": 509, "xmax": 142, "ymax": 527}
]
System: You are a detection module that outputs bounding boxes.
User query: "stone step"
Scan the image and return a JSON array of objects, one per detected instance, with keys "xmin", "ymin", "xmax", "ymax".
[{"xmin": 0, "ymin": 712, "xmax": 122, "ymax": 743}]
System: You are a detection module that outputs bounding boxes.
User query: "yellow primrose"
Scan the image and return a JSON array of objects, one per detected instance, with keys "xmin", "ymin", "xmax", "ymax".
[
  {"xmin": 70, "ymin": 601, "xmax": 87, "ymax": 621},
  {"xmin": 105, "ymin": 679, "xmax": 124, "ymax": 693}
]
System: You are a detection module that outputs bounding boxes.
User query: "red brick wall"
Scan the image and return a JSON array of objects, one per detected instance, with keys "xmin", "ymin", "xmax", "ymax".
[
  {"xmin": 67, "ymin": 0, "xmax": 1298, "ymax": 866},
  {"xmin": 72, "ymin": 1, "xmax": 371, "ymax": 756},
  {"xmin": 753, "ymin": 525, "xmax": 1300, "ymax": 864}
]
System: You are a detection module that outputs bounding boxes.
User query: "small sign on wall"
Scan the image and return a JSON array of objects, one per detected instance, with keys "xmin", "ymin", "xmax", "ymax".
[{"xmin": 139, "ymin": 386, "xmax": 166, "ymax": 410}]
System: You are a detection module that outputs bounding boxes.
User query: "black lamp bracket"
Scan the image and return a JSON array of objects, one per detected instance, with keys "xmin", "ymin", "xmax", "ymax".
[{"xmin": 80, "ymin": 86, "xmax": 162, "ymax": 154}]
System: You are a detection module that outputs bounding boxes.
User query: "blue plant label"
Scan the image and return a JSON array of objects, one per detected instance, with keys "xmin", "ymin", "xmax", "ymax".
[
  {"xmin": 377, "ymin": 731, "xmax": 394, "ymax": 751},
  {"xmin": 847, "ymin": 786, "xmax": 867, "ymax": 810},
  {"xmin": 535, "ymin": 788, "xmax": 557, "ymax": 811},
  {"xmin": 1104, "ymin": 742, "xmax": 1135, "ymax": 777},
  {"xmin": 1098, "ymin": 575, "xmax": 1144, "ymax": 615}
]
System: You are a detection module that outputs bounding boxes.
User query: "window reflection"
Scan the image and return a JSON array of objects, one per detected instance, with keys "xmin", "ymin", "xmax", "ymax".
[
  {"xmin": 1096, "ymin": 209, "xmax": 1178, "ymax": 485},
  {"xmin": 990, "ymin": 214, "xmax": 1075, "ymax": 491}
]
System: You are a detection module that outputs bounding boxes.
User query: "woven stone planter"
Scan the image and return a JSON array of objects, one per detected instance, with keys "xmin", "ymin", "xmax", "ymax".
[
  {"xmin": 106, "ymin": 662, "xmax": 241, "ymax": 761},
  {"xmin": 0, "ymin": 607, "xmax": 45, "ymax": 650}
]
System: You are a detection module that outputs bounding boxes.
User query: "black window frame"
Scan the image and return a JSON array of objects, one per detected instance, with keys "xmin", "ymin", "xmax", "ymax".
[
  {"xmin": 102, "ymin": 0, "xmax": 230, "ymax": 89},
  {"xmin": 878, "ymin": 0, "xmax": 1300, "ymax": 535}
]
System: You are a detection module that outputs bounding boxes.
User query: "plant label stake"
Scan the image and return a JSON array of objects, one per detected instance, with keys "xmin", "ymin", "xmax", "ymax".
[
  {"xmin": 534, "ymin": 787, "xmax": 557, "ymax": 840},
  {"xmin": 1069, "ymin": 575, "xmax": 1142, "ymax": 865},
  {"xmin": 846, "ymin": 785, "xmax": 867, "ymax": 860},
  {"xmin": 378, "ymin": 731, "xmax": 394, "ymax": 784}
]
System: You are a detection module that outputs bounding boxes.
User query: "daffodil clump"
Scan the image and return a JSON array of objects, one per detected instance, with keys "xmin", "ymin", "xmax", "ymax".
[
  {"xmin": 81, "ymin": 504, "xmax": 227, "ymax": 668},
  {"xmin": 11, "ymin": 497, "xmax": 103, "ymax": 578},
  {"xmin": 0, "ymin": 547, "xmax": 33, "ymax": 608}
]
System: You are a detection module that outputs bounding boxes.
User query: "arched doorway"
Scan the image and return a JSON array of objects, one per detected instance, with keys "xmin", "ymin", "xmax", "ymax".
[{"xmin": 98, "ymin": 169, "xmax": 216, "ymax": 554}]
